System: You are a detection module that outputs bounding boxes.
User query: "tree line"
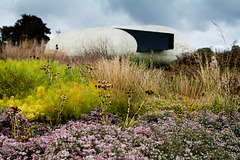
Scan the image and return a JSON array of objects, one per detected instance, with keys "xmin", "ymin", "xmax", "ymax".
[{"xmin": 0, "ymin": 14, "xmax": 51, "ymax": 45}]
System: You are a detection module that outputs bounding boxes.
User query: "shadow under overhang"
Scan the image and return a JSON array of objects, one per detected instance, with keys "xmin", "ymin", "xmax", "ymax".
[{"xmin": 117, "ymin": 28, "xmax": 174, "ymax": 52}]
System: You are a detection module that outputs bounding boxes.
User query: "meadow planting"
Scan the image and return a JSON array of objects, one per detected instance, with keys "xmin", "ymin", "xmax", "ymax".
[{"xmin": 0, "ymin": 42, "xmax": 240, "ymax": 159}]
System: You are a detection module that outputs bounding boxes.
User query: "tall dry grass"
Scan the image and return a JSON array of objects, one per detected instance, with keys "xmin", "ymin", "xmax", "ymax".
[
  {"xmin": 93, "ymin": 56, "xmax": 165, "ymax": 100},
  {"xmin": 86, "ymin": 51, "xmax": 238, "ymax": 110},
  {"xmin": 0, "ymin": 40, "xmax": 112, "ymax": 67},
  {"xmin": 0, "ymin": 40, "xmax": 70, "ymax": 64},
  {"xmin": 169, "ymin": 52, "xmax": 239, "ymax": 111}
]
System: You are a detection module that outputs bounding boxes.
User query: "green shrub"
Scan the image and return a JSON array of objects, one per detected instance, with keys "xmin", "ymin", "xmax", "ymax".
[
  {"xmin": 0, "ymin": 58, "xmax": 85, "ymax": 99},
  {"xmin": 20, "ymin": 82, "xmax": 100, "ymax": 125},
  {"xmin": 0, "ymin": 58, "xmax": 46, "ymax": 98}
]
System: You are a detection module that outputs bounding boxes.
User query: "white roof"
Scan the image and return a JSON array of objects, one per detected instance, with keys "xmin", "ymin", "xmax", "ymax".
[{"xmin": 46, "ymin": 25, "xmax": 194, "ymax": 64}]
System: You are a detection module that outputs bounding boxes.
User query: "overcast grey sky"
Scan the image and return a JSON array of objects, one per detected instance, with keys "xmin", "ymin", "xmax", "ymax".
[{"xmin": 1, "ymin": 0, "xmax": 240, "ymax": 50}]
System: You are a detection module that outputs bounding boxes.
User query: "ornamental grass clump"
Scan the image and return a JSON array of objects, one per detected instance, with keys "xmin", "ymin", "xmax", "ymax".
[
  {"xmin": 94, "ymin": 56, "xmax": 163, "ymax": 101},
  {"xmin": 1, "ymin": 40, "xmax": 70, "ymax": 64},
  {"xmin": 93, "ymin": 54, "xmax": 239, "ymax": 115}
]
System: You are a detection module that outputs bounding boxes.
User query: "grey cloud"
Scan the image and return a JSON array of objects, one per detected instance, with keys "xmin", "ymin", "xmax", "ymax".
[
  {"xmin": 106, "ymin": 0, "xmax": 175, "ymax": 24},
  {"xmin": 208, "ymin": 0, "xmax": 240, "ymax": 25},
  {"xmin": 11, "ymin": 0, "xmax": 124, "ymax": 27},
  {"xmin": 7, "ymin": 0, "xmax": 112, "ymax": 32},
  {"xmin": 106, "ymin": 0, "xmax": 240, "ymax": 31}
]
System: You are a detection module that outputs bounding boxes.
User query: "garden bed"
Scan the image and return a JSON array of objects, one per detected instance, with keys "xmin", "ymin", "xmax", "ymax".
[
  {"xmin": 0, "ymin": 43, "xmax": 240, "ymax": 159},
  {"xmin": 0, "ymin": 109, "xmax": 239, "ymax": 159}
]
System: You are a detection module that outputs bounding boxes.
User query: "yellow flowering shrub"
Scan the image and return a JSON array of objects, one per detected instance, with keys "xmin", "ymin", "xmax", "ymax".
[
  {"xmin": 0, "ymin": 95, "xmax": 22, "ymax": 109},
  {"xmin": 19, "ymin": 82, "xmax": 100, "ymax": 124},
  {"xmin": 20, "ymin": 93, "xmax": 46, "ymax": 121}
]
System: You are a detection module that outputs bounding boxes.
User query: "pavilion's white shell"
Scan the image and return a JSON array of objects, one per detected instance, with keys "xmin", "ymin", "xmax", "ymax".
[{"xmin": 46, "ymin": 25, "xmax": 194, "ymax": 64}]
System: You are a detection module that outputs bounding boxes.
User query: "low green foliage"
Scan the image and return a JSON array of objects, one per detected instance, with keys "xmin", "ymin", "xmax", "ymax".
[
  {"xmin": 20, "ymin": 82, "xmax": 100, "ymax": 125},
  {"xmin": 0, "ymin": 58, "xmax": 46, "ymax": 98},
  {"xmin": 0, "ymin": 82, "xmax": 101, "ymax": 125},
  {"xmin": 0, "ymin": 58, "xmax": 84, "ymax": 99}
]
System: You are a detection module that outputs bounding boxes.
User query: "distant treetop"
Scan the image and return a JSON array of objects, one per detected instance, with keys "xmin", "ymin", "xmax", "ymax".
[{"xmin": 0, "ymin": 14, "xmax": 51, "ymax": 44}]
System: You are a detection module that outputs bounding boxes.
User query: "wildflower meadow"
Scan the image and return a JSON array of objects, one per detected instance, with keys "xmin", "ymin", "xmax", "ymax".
[{"xmin": 0, "ymin": 42, "xmax": 239, "ymax": 159}]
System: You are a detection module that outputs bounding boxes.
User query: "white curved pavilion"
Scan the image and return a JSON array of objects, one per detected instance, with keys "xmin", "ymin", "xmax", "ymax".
[{"xmin": 46, "ymin": 25, "xmax": 194, "ymax": 64}]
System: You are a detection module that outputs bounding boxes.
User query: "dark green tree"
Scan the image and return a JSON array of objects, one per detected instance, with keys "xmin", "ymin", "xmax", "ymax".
[{"xmin": 0, "ymin": 14, "xmax": 51, "ymax": 44}]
